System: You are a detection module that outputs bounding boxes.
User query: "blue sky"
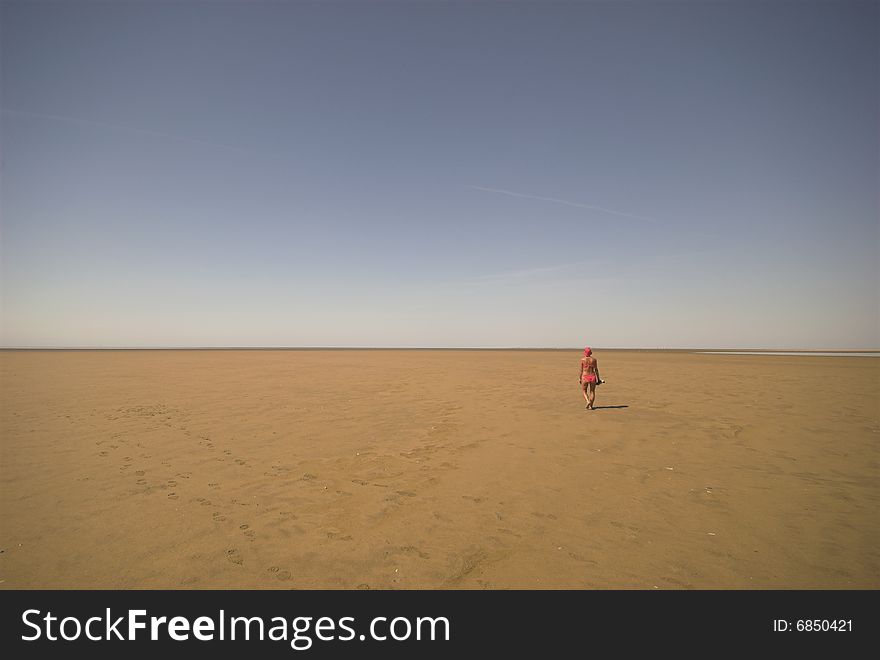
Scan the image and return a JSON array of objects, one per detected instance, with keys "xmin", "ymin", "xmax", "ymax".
[{"xmin": 2, "ymin": 0, "xmax": 877, "ymax": 348}]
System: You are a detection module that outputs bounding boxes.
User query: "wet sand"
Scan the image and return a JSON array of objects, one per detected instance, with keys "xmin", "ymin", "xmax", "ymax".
[{"xmin": 0, "ymin": 349, "xmax": 877, "ymax": 589}]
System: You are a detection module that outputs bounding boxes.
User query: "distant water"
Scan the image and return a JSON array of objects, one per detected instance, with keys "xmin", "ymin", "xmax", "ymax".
[{"xmin": 697, "ymin": 351, "xmax": 879, "ymax": 357}]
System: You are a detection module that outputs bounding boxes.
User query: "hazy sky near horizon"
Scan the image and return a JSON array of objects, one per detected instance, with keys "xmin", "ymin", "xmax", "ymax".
[{"xmin": 2, "ymin": 0, "xmax": 877, "ymax": 348}]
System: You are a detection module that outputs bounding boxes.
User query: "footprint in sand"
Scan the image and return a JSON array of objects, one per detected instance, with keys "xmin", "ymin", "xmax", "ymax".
[
  {"xmin": 136, "ymin": 479, "xmax": 147, "ymax": 485},
  {"xmin": 276, "ymin": 570, "xmax": 291, "ymax": 581},
  {"xmin": 99, "ymin": 451, "xmax": 109, "ymax": 457},
  {"xmin": 226, "ymin": 548, "xmax": 243, "ymax": 565},
  {"xmin": 212, "ymin": 512, "xmax": 228, "ymax": 522},
  {"xmin": 135, "ymin": 470, "xmax": 145, "ymax": 476},
  {"xmin": 168, "ymin": 492, "xmax": 179, "ymax": 500},
  {"xmin": 266, "ymin": 567, "xmax": 291, "ymax": 581},
  {"xmin": 568, "ymin": 552, "xmax": 598, "ymax": 565},
  {"xmin": 209, "ymin": 482, "xmax": 220, "ymax": 489},
  {"xmin": 239, "ymin": 524, "xmax": 249, "ymax": 530}
]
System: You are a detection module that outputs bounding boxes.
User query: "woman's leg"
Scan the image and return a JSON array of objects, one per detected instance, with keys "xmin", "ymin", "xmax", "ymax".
[
  {"xmin": 587, "ymin": 383, "xmax": 596, "ymax": 409},
  {"xmin": 582, "ymin": 383, "xmax": 590, "ymax": 405}
]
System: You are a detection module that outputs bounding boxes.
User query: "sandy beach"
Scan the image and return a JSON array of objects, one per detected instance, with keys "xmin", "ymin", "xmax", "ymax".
[{"xmin": 0, "ymin": 349, "xmax": 877, "ymax": 589}]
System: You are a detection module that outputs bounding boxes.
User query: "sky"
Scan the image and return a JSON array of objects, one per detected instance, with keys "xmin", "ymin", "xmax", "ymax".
[{"xmin": 1, "ymin": 0, "xmax": 877, "ymax": 349}]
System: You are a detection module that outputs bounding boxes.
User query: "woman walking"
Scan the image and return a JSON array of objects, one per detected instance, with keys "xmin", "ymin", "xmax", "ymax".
[{"xmin": 579, "ymin": 347, "xmax": 602, "ymax": 410}]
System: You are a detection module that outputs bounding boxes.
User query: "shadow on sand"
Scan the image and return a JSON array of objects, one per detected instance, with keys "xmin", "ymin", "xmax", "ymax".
[{"xmin": 590, "ymin": 405, "xmax": 629, "ymax": 410}]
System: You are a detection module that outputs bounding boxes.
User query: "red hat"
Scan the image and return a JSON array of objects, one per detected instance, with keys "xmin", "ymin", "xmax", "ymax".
[{"xmin": 584, "ymin": 347, "xmax": 592, "ymax": 356}]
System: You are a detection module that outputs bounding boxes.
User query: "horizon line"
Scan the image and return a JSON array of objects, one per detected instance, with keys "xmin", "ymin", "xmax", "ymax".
[{"xmin": 1, "ymin": 346, "xmax": 877, "ymax": 353}]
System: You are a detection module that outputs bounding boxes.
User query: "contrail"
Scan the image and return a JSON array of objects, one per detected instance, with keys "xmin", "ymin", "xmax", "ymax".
[
  {"xmin": 466, "ymin": 185, "xmax": 655, "ymax": 221},
  {"xmin": 2, "ymin": 108, "xmax": 248, "ymax": 153},
  {"xmin": 469, "ymin": 260, "xmax": 588, "ymax": 282}
]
